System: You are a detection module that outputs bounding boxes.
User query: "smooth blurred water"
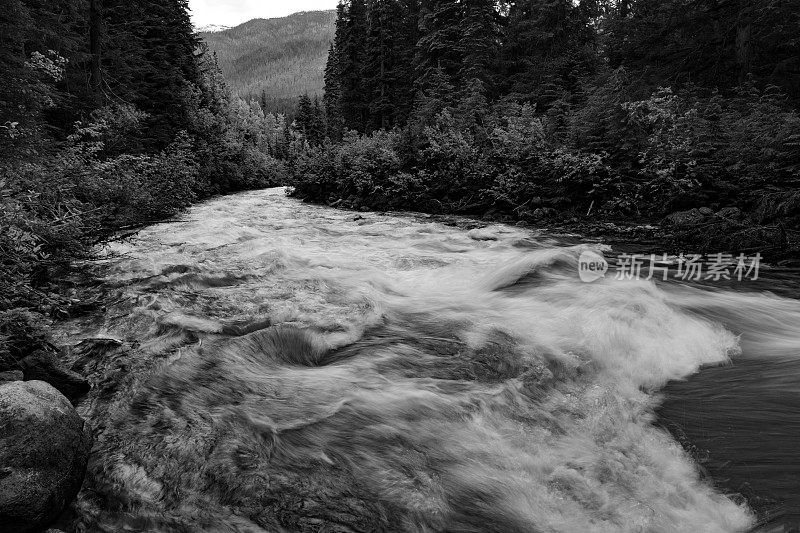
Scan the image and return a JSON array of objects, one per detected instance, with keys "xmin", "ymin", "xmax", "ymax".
[
  {"xmin": 58, "ymin": 188, "xmax": 800, "ymax": 532},
  {"xmin": 656, "ymin": 282, "xmax": 800, "ymax": 532}
]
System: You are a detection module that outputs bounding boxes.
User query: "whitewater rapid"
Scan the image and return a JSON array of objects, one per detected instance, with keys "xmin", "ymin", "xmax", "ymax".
[{"xmin": 56, "ymin": 187, "xmax": 800, "ymax": 532}]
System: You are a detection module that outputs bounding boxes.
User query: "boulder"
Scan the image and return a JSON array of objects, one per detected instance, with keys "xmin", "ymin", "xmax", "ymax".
[
  {"xmin": 698, "ymin": 206, "xmax": 714, "ymax": 216},
  {"xmin": 663, "ymin": 208, "xmax": 707, "ymax": 228},
  {"xmin": 19, "ymin": 351, "xmax": 90, "ymax": 403},
  {"xmin": 0, "ymin": 381, "xmax": 92, "ymax": 533}
]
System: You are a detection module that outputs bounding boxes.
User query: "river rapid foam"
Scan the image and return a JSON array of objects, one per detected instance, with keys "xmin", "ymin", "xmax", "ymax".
[{"xmin": 60, "ymin": 188, "xmax": 759, "ymax": 532}]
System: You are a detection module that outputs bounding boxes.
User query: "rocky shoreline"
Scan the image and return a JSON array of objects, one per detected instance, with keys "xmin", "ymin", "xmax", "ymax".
[
  {"xmin": 413, "ymin": 205, "xmax": 800, "ymax": 265},
  {"xmin": 0, "ymin": 332, "xmax": 111, "ymax": 532},
  {"xmin": 0, "ymin": 380, "xmax": 91, "ymax": 533}
]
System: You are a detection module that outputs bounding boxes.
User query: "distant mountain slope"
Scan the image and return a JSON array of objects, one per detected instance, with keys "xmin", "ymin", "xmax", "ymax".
[
  {"xmin": 197, "ymin": 24, "xmax": 231, "ymax": 33},
  {"xmin": 200, "ymin": 11, "xmax": 336, "ymax": 114}
]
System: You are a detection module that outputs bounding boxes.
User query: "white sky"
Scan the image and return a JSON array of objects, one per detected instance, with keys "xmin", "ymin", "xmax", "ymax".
[{"xmin": 189, "ymin": 0, "xmax": 338, "ymax": 28}]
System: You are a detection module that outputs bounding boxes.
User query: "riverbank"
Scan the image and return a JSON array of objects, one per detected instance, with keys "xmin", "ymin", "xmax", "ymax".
[{"xmin": 296, "ymin": 193, "xmax": 800, "ymax": 265}]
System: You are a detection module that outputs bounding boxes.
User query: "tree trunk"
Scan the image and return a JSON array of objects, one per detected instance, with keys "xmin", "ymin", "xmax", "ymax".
[
  {"xmin": 89, "ymin": 0, "xmax": 103, "ymax": 100},
  {"xmin": 735, "ymin": 0, "xmax": 753, "ymax": 83}
]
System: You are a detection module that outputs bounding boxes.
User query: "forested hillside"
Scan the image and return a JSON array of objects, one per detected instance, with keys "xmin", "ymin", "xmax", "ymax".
[
  {"xmin": 200, "ymin": 11, "xmax": 336, "ymax": 116},
  {"xmin": 291, "ymin": 0, "xmax": 800, "ymax": 255}
]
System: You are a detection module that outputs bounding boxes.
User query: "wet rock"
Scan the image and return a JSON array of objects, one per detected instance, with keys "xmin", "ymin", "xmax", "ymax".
[
  {"xmin": 69, "ymin": 338, "xmax": 124, "ymax": 375},
  {"xmin": 533, "ymin": 207, "xmax": 557, "ymax": 220},
  {"xmin": 716, "ymin": 207, "xmax": 742, "ymax": 220},
  {"xmin": 663, "ymin": 208, "xmax": 707, "ymax": 228},
  {"xmin": 19, "ymin": 351, "xmax": 90, "ymax": 403},
  {"xmin": 0, "ymin": 381, "xmax": 92, "ymax": 533},
  {"xmin": 0, "ymin": 370, "xmax": 24, "ymax": 383}
]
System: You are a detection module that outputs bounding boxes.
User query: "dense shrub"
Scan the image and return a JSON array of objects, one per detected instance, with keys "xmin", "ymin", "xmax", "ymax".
[{"xmin": 290, "ymin": 82, "xmax": 800, "ymax": 235}]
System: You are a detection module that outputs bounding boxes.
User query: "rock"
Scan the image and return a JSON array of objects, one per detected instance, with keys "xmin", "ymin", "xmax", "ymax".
[
  {"xmin": 716, "ymin": 207, "xmax": 742, "ymax": 220},
  {"xmin": 19, "ymin": 351, "xmax": 90, "ymax": 403},
  {"xmin": 533, "ymin": 207, "xmax": 557, "ymax": 220},
  {"xmin": 68, "ymin": 338, "xmax": 124, "ymax": 375},
  {"xmin": 663, "ymin": 208, "xmax": 707, "ymax": 228},
  {"xmin": 698, "ymin": 206, "xmax": 714, "ymax": 216},
  {"xmin": 0, "ymin": 370, "xmax": 24, "ymax": 383},
  {"xmin": 0, "ymin": 381, "xmax": 92, "ymax": 533},
  {"xmin": 359, "ymin": 206, "xmax": 371, "ymax": 212}
]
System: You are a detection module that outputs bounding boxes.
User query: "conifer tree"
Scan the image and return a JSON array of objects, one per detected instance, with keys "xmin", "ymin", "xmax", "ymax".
[
  {"xmin": 324, "ymin": 39, "xmax": 344, "ymax": 140},
  {"xmin": 101, "ymin": 0, "xmax": 201, "ymax": 149},
  {"xmin": 499, "ymin": 0, "xmax": 597, "ymax": 110},
  {"xmin": 415, "ymin": 0, "xmax": 464, "ymax": 92},
  {"xmin": 296, "ymin": 94, "xmax": 314, "ymax": 133},
  {"xmin": 311, "ymin": 96, "xmax": 325, "ymax": 145},
  {"xmin": 459, "ymin": 0, "xmax": 501, "ymax": 94},
  {"xmin": 339, "ymin": 0, "xmax": 369, "ymax": 131}
]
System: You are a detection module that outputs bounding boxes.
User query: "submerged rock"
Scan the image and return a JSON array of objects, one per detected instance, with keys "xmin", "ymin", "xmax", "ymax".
[
  {"xmin": 19, "ymin": 350, "xmax": 90, "ymax": 403},
  {"xmin": 663, "ymin": 208, "xmax": 707, "ymax": 227},
  {"xmin": 0, "ymin": 381, "xmax": 92, "ymax": 533},
  {"xmin": 716, "ymin": 207, "xmax": 742, "ymax": 220},
  {"xmin": 68, "ymin": 338, "xmax": 124, "ymax": 375}
]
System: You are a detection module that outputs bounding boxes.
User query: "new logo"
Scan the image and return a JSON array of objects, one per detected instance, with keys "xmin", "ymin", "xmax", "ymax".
[{"xmin": 578, "ymin": 251, "xmax": 608, "ymax": 283}]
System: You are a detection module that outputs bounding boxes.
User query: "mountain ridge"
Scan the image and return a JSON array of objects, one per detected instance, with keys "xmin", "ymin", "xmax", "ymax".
[{"xmin": 199, "ymin": 10, "xmax": 336, "ymax": 115}]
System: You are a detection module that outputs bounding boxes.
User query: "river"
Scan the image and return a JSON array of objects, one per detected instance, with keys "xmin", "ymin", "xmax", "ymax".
[{"xmin": 56, "ymin": 187, "xmax": 800, "ymax": 532}]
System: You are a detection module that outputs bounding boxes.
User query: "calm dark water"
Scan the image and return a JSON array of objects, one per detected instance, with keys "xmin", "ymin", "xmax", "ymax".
[
  {"xmin": 57, "ymin": 188, "xmax": 800, "ymax": 532},
  {"xmin": 657, "ymin": 277, "xmax": 800, "ymax": 533}
]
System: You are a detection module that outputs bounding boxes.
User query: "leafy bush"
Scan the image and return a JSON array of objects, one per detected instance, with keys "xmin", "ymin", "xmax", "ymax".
[
  {"xmin": 292, "ymin": 131, "xmax": 403, "ymax": 208},
  {"xmin": 291, "ymin": 79, "xmax": 800, "ymax": 237}
]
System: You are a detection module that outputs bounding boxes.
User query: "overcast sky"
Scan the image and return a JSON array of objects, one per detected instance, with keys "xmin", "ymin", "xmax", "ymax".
[{"xmin": 189, "ymin": 0, "xmax": 338, "ymax": 28}]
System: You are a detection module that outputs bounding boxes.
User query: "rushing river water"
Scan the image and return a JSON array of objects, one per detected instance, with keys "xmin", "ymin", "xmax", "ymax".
[{"xmin": 57, "ymin": 188, "xmax": 800, "ymax": 532}]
